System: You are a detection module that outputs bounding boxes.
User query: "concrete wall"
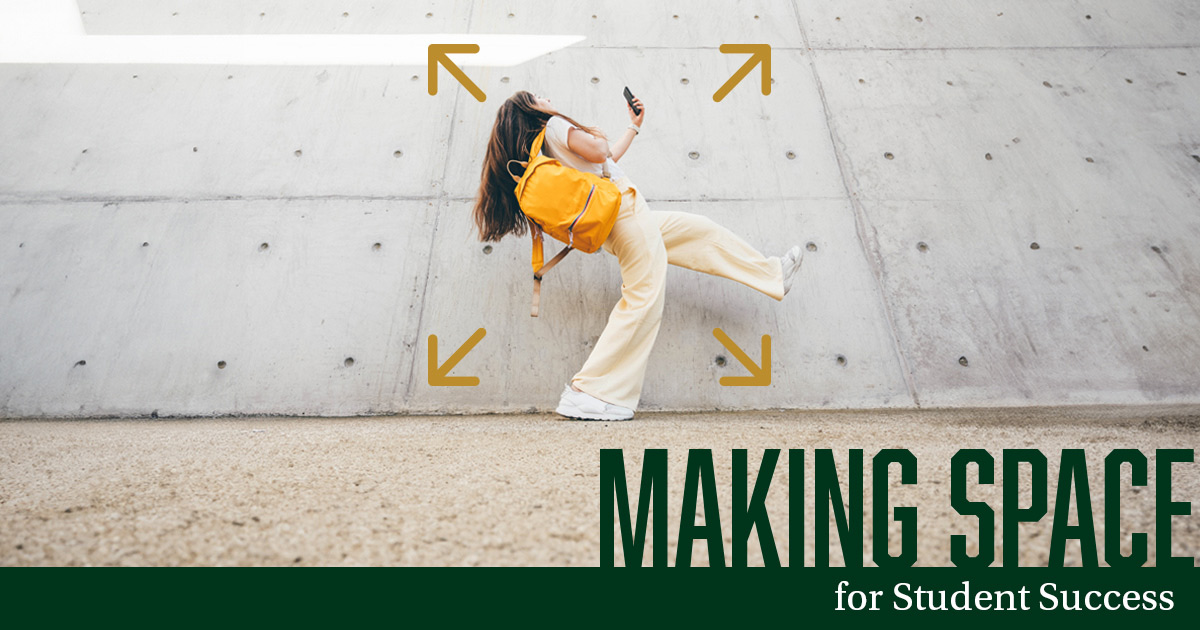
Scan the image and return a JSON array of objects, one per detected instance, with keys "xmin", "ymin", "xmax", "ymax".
[{"xmin": 2, "ymin": 1, "xmax": 1199, "ymax": 417}]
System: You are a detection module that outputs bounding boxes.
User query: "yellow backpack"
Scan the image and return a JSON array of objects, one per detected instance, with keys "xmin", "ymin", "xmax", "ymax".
[{"xmin": 508, "ymin": 127, "xmax": 622, "ymax": 317}]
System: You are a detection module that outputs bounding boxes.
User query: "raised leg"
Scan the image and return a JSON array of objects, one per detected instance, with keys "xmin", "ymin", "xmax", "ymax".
[{"xmin": 652, "ymin": 210, "xmax": 785, "ymax": 300}]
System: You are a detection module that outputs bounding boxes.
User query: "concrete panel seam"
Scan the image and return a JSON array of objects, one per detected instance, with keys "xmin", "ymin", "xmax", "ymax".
[
  {"xmin": 789, "ymin": 0, "xmax": 920, "ymax": 407},
  {"xmin": 810, "ymin": 44, "xmax": 1200, "ymax": 52},
  {"xmin": 399, "ymin": 1, "xmax": 475, "ymax": 405},
  {"xmin": 518, "ymin": 45, "xmax": 1200, "ymax": 52},
  {"xmin": 0, "ymin": 195, "xmax": 852, "ymax": 205},
  {"xmin": 0, "ymin": 194, "xmax": 447, "ymax": 204}
]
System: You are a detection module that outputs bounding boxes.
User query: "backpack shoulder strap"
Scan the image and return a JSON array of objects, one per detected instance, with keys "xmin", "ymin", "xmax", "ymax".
[
  {"xmin": 529, "ymin": 128, "xmax": 548, "ymax": 161},
  {"xmin": 530, "ymin": 224, "xmax": 572, "ymax": 317},
  {"xmin": 524, "ymin": 126, "xmax": 564, "ymax": 318},
  {"xmin": 513, "ymin": 128, "xmax": 551, "ymax": 197}
]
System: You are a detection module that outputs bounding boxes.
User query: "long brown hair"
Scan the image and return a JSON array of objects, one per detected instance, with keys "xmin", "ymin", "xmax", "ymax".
[{"xmin": 473, "ymin": 91, "xmax": 606, "ymax": 242}]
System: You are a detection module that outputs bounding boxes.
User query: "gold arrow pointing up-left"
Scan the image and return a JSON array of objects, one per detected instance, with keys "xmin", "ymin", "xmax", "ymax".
[{"xmin": 428, "ymin": 43, "xmax": 486, "ymax": 102}]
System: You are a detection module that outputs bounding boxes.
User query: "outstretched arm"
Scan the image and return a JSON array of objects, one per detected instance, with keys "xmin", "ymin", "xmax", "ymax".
[{"xmin": 610, "ymin": 97, "xmax": 645, "ymax": 163}]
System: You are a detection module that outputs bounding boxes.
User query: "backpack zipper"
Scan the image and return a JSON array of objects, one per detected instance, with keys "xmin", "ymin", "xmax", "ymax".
[{"xmin": 568, "ymin": 184, "xmax": 596, "ymax": 248}]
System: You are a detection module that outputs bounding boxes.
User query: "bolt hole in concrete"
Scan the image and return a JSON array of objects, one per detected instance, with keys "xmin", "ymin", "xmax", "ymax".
[
  {"xmin": 917, "ymin": 241, "xmax": 928, "ymax": 252},
  {"xmin": 1085, "ymin": 157, "xmax": 1095, "ymax": 163},
  {"xmin": 217, "ymin": 361, "xmax": 227, "ymax": 369},
  {"xmin": 259, "ymin": 242, "xmax": 269, "ymax": 251},
  {"xmin": 82, "ymin": 148, "xmax": 88, "ymax": 153},
  {"xmin": 959, "ymin": 356, "xmax": 969, "ymax": 367},
  {"xmin": 411, "ymin": 75, "xmax": 419, "ymax": 81},
  {"xmin": 393, "ymin": 150, "xmax": 403, "ymax": 158},
  {"xmin": 590, "ymin": 77, "xmax": 599, "ymax": 84},
  {"xmin": 714, "ymin": 356, "xmax": 727, "ymax": 367},
  {"xmin": 836, "ymin": 355, "xmax": 847, "ymax": 366},
  {"xmin": 806, "ymin": 241, "xmax": 818, "ymax": 252},
  {"xmin": 294, "ymin": 150, "xmax": 303, "ymax": 157},
  {"xmin": 344, "ymin": 357, "xmax": 355, "ymax": 367},
  {"xmin": 985, "ymin": 153, "xmax": 992, "ymax": 160},
  {"xmin": 1030, "ymin": 242, "xmax": 1040, "ymax": 250},
  {"xmin": 915, "ymin": 16, "xmax": 923, "ymax": 22},
  {"xmin": 1043, "ymin": 81, "xmax": 1052, "ymax": 88},
  {"xmin": 508, "ymin": 13, "xmax": 514, "ymax": 18},
  {"xmin": 884, "ymin": 152, "xmax": 894, "ymax": 160},
  {"xmin": 786, "ymin": 151, "xmax": 796, "ymax": 159},
  {"xmin": 859, "ymin": 78, "xmax": 865, "ymax": 84},
  {"xmin": 425, "ymin": 12, "xmax": 433, "ymax": 18},
  {"xmin": 1125, "ymin": 78, "xmax": 1133, "ymax": 84},
  {"xmin": 1013, "ymin": 137, "xmax": 1020, "ymax": 143},
  {"xmin": 192, "ymin": 147, "xmax": 198, "ymax": 152},
  {"xmin": 142, "ymin": 242, "xmax": 149, "ymax": 247},
  {"xmin": 501, "ymin": 77, "xmax": 510, "ymax": 83},
  {"xmin": 681, "ymin": 78, "xmax": 689, "ymax": 84},
  {"xmin": 372, "ymin": 243, "xmax": 382, "ymax": 251},
  {"xmin": 482, "ymin": 245, "xmax": 493, "ymax": 254},
  {"xmin": 1151, "ymin": 245, "xmax": 1163, "ymax": 254},
  {"xmin": 342, "ymin": 12, "xmax": 349, "ymax": 17},
  {"xmin": 688, "ymin": 151, "xmax": 700, "ymax": 160},
  {"xmin": 74, "ymin": 360, "xmax": 86, "ymax": 367},
  {"xmin": 946, "ymin": 81, "xmax": 953, "ymax": 86},
  {"xmin": 1143, "ymin": 345, "xmax": 1150, "ymax": 352},
  {"xmin": 1086, "ymin": 14, "xmax": 1092, "ymax": 19}
]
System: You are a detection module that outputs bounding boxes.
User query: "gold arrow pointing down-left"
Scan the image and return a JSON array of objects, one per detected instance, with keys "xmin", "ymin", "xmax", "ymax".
[{"xmin": 428, "ymin": 328, "xmax": 486, "ymax": 386}]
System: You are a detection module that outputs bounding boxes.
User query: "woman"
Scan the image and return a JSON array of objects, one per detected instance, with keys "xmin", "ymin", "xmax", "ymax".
[{"xmin": 473, "ymin": 91, "xmax": 803, "ymax": 421}]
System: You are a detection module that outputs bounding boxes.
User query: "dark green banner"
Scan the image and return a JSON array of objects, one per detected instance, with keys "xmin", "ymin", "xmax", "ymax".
[{"xmin": 1, "ymin": 568, "xmax": 1193, "ymax": 626}]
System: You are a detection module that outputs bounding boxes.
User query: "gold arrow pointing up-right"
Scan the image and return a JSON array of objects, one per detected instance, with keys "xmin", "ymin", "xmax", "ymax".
[{"xmin": 713, "ymin": 44, "xmax": 772, "ymax": 102}]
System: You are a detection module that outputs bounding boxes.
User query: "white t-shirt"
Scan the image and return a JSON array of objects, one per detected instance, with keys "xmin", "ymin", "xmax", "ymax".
[{"xmin": 540, "ymin": 115, "xmax": 628, "ymax": 181}]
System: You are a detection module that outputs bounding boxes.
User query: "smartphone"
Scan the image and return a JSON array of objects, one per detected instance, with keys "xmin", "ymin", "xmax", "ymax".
[{"xmin": 623, "ymin": 86, "xmax": 641, "ymax": 115}]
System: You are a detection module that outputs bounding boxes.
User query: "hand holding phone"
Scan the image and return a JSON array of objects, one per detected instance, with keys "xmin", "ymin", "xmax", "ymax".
[
  {"xmin": 623, "ymin": 86, "xmax": 645, "ymax": 127},
  {"xmin": 623, "ymin": 87, "xmax": 641, "ymax": 115}
]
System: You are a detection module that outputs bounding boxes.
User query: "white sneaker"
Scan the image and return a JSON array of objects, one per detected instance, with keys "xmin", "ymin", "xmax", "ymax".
[
  {"xmin": 781, "ymin": 245, "xmax": 804, "ymax": 296},
  {"xmin": 556, "ymin": 385, "xmax": 635, "ymax": 421}
]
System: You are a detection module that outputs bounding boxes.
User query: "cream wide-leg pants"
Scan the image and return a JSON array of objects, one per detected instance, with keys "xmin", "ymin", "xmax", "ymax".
[{"xmin": 570, "ymin": 176, "xmax": 786, "ymax": 410}]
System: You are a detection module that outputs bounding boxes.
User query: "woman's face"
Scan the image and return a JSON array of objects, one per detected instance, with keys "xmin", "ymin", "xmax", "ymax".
[{"xmin": 533, "ymin": 94, "xmax": 552, "ymax": 109}]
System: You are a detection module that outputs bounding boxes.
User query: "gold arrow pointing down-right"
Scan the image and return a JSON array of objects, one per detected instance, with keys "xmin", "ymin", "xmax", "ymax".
[{"xmin": 712, "ymin": 328, "xmax": 772, "ymax": 386}]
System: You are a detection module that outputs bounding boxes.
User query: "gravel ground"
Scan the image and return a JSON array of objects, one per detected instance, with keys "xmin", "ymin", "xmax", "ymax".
[{"xmin": 1, "ymin": 406, "xmax": 1197, "ymax": 566}]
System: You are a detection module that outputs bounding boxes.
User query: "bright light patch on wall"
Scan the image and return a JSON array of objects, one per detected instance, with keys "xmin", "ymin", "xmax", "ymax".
[{"xmin": 0, "ymin": 0, "xmax": 584, "ymax": 66}]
